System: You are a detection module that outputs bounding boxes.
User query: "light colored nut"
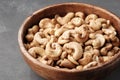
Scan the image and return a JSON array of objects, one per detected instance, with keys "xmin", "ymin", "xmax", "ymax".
[
  {"xmin": 39, "ymin": 18, "xmax": 54, "ymax": 29},
  {"xmin": 34, "ymin": 32, "xmax": 48, "ymax": 45},
  {"xmin": 74, "ymin": 25, "xmax": 89, "ymax": 43},
  {"xmin": 68, "ymin": 55, "xmax": 79, "ymax": 65},
  {"xmin": 63, "ymin": 42, "xmax": 83, "ymax": 60},
  {"xmin": 100, "ymin": 43, "xmax": 112, "ymax": 56},
  {"xmin": 71, "ymin": 17, "xmax": 84, "ymax": 26},
  {"xmin": 45, "ymin": 42, "xmax": 62, "ymax": 60},
  {"xmin": 28, "ymin": 47, "xmax": 45, "ymax": 58},
  {"xmin": 78, "ymin": 52, "xmax": 92, "ymax": 65},
  {"xmin": 32, "ymin": 25, "xmax": 39, "ymax": 34},
  {"xmin": 60, "ymin": 59, "xmax": 76, "ymax": 68},
  {"xmin": 55, "ymin": 12, "xmax": 74, "ymax": 25},
  {"xmin": 83, "ymin": 61, "xmax": 97, "ymax": 70},
  {"xmin": 43, "ymin": 28, "xmax": 54, "ymax": 39},
  {"xmin": 92, "ymin": 34, "xmax": 105, "ymax": 48},
  {"xmin": 102, "ymin": 25, "xmax": 116, "ymax": 35},
  {"xmin": 61, "ymin": 51, "xmax": 67, "ymax": 59},
  {"xmin": 25, "ymin": 33, "xmax": 34, "ymax": 42},
  {"xmin": 102, "ymin": 56, "xmax": 113, "ymax": 62},
  {"xmin": 54, "ymin": 27, "xmax": 68, "ymax": 37},
  {"xmin": 76, "ymin": 65, "xmax": 83, "ymax": 70},
  {"xmin": 58, "ymin": 30, "xmax": 75, "ymax": 44},
  {"xmin": 85, "ymin": 14, "xmax": 98, "ymax": 23},
  {"xmin": 75, "ymin": 11, "xmax": 84, "ymax": 19}
]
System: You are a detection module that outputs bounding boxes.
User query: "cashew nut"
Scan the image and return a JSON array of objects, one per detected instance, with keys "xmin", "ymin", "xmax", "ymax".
[
  {"xmin": 83, "ymin": 61, "xmax": 97, "ymax": 70},
  {"xmin": 78, "ymin": 52, "xmax": 92, "ymax": 65},
  {"xmin": 39, "ymin": 18, "xmax": 54, "ymax": 29},
  {"xmin": 92, "ymin": 34, "xmax": 105, "ymax": 48},
  {"xmin": 59, "ymin": 59, "xmax": 76, "ymax": 69},
  {"xmin": 71, "ymin": 17, "xmax": 84, "ymax": 26},
  {"xmin": 55, "ymin": 12, "xmax": 74, "ymax": 25},
  {"xmin": 58, "ymin": 30, "xmax": 75, "ymax": 44},
  {"xmin": 28, "ymin": 46, "xmax": 45, "ymax": 58},
  {"xmin": 68, "ymin": 55, "xmax": 79, "ymax": 65},
  {"xmin": 85, "ymin": 14, "xmax": 98, "ymax": 23},
  {"xmin": 75, "ymin": 11, "xmax": 84, "ymax": 19},
  {"xmin": 74, "ymin": 25, "xmax": 89, "ymax": 43},
  {"xmin": 34, "ymin": 32, "xmax": 48, "ymax": 45},
  {"xmin": 63, "ymin": 42, "xmax": 83, "ymax": 60},
  {"xmin": 45, "ymin": 42, "xmax": 62, "ymax": 60}
]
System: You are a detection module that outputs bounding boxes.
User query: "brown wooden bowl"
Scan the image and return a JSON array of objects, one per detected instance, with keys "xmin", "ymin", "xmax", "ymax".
[{"xmin": 18, "ymin": 2, "xmax": 120, "ymax": 80}]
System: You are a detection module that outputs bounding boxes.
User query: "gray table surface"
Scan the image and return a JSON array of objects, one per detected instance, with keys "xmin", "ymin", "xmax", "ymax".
[{"xmin": 0, "ymin": 0, "xmax": 120, "ymax": 80}]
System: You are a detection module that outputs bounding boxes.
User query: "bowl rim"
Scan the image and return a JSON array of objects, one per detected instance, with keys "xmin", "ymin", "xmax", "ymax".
[{"xmin": 18, "ymin": 2, "xmax": 120, "ymax": 73}]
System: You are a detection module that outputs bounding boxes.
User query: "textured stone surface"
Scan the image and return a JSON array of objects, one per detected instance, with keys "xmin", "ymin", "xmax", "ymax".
[{"xmin": 0, "ymin": 0, "xmax": 120, "ymax": 80}]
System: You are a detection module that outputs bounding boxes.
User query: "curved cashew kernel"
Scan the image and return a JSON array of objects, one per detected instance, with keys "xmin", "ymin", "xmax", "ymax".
[
  {"xmin": 100, "ymin": 43, "xmax": 112, "ymax": 56},
  {"xmin": 45, "ymin": 42, "xmax": 62, "ymax": 59},
  {"xmin": 37, "ymin": 56, "xmax": 47, "ymax": 65},
  {"xmin": 34, "ymin": 32, "xmax": 48, "ymax": 45},
  {"xmin": 75, "ymin": 12, "xmax": 84, "ymax": 19},
  {"xmin": 107, "ymin": 47, "xmax": 120, "ymax": 56},
  {"xmin": 78, "ymin": 52, "xmax": 92, "ymax": 65},
  {"xmin": 84, "ymin": 46, "xmax": 93, "ymax": 52},
  {"xmin": 102, "ymin": 25, "xmax": 116, "ymax": 35},
  {"xmin": 55, "ymin": 12, "xmax": 74, "ymax": 25},
  {"xmin": 58, "ymin": 30, "xmax": 75, "ymax": 44},
  {"xmin": 76, "ymin": 65, "xmax": 83, "ymax": 70},
  {"xmin": 32, "ymin": 25, "xmax": 39, "ymax": 34},
  {"xmin": 68, "ymin": 55, "xmax": 79, "ymax": 65},
  {"xmin": 28, "ymin": 47, "xmax": 45, "ymax": 58},
  {"xmin": 63, "ymin": 22, "xmax": 75, "ymax": 29},
  {"xmin": 43, "ymin": 28, "xmax": 54, "ymax": 39},
  {"xmin": 83, "ymin": 61, "xmax": 97, "ymax": 70},
  {"xmin": 71, "ymin": 17, "xmax": 84, "ymax": 26},
  {"xmin": 25, "ymin": 33, "xmax": 34, "ymax": 42},
  {"xmin": 60, "ymin": 59, "xmax": 76, "ymax": 69},
  {"xmin": 102, "ymin": 56, "xmax": 112, "ymax": 62},
  {"xmin": 85, "ymin": 39, "xmax": 93, "ymax": 46},
  {"xmin": 39, "ymin": 18, "xmax": 54, "ymax": 29},
  {"xmin": 63, "ymin": 42, "xmax": 83, "ymax": 60},
  {"xmin": 61, "ymin": 51, "xmax": 67, "ymax": 59},
  {"xmin": 54, "ymin": 27, "xmax": 68, "ymax": 37},
  {"xmin": 92, "ymin": 34, "xmax": 105, "ymax": 48},
  {"xmin": 74, "ymin": 25, "xmax": 89, "ymax": 43},
  {"xmin": 85, "ymin": 14, "xmax": 98, "ymax": 23}
]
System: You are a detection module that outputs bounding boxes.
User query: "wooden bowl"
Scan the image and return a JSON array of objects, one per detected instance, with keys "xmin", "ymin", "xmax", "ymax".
[{"xmin": 18, "ymin": 2, "xmax": 120, "ymax": 80}]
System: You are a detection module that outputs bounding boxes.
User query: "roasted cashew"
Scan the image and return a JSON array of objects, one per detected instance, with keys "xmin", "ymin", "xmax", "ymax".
[
  {"xmin": 37, "ymin": 56, "xmax": 54, "ymax": 66},
  {"xmin": 89, "ymin": 18, "xmax": 107, "ymax": 31},
  {"xmin": 71, "ymin": 17, "xmax": 84, "ymax": 26},
  {"xmin": 55, "ymin": 12, "xmax": 74, "ymax": 25},
  {"xmin": 83, "ymin": 61, "xmax": 97, "ymax": 70},
  {"xmin": 28, "ymin": 46, "xmax": 45, "ymax": 58},
  {"xmin": 68, "ymin": 55, "xmax": 79, "ymax": 65},
  {"xmin": 92, "ymin": 34, "xmax": 105, "ymax": 48},
  {"xmin": 25, "ymin": 25, "xmax": 39, "ymax": 42},
  {"xmin": 34, "ymin": 32, "xmax": 48, "ymax": 45},
  {"xmin": 107, "ymin": 47, "xmax": 120, "ymax": 56},
  {"xmin": 85, "ymin": 14, "xmax": 98, "ymax": 23},
  {"xmin": 75, "ymin": 11, "xmax": 84, "ymax": 19},
  {"xmin": 59, "ymin": 59, "xmax": 76, "ymax": 69},
  {"xmin": 39, "ymin": 18, "xmax": 54, "ymax": 29},
  {"xmin": 100, "ymin": 43, "xmax": 112, "ymax": 56},
  {"xmin": 61, "ymin": 51, "xmax": 68, "ymax": 59},
  {"xmin": 25, "ymin": 33, "xmax": 34, "ymax": 42},
  {"xmin": 54, "ymin": 27, "xmax": 68, "ymax": 37},
  {"xmin": 78, "ymin": 52, "xmax": 92, "ymax": 65},
  {"xmin": 74, "ymin": 25, "xmax": 89, "ymax": 43},
  {"xmin": 109, "ymin": 34, "xmax": 120, "ymax": 47},
  {"xmin": 63, "ymin": 42, "xmax": 83, "ymax": 60},
  {"xmin": 43, "ymin": 28, "xmax": 54, "ymax": 39},
  {"xmin": 58, "ymin": 30, "xmax": 75, "ymax": 44},
  {"xmin": 102, "ymin": 25, "xmax": 116, "ymax": 35},
  {"xmin": 76, "ymin": 65, "xmax": 83, "ymax": 70},
  {"xmin": 45, "ymin": 42, "xmax": 62, "ymax": 60}
]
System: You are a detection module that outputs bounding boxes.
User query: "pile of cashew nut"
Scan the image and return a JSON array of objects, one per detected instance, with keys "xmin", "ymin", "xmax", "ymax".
[{"xmin": 24, "ymin": 12, "xmax": 120, "ymax": 70}]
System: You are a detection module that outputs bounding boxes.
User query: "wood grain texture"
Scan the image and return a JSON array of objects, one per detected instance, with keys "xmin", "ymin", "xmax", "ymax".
[{"xmin": 18, "ymin": 2, "xmax": 120, "ymax": 80}]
